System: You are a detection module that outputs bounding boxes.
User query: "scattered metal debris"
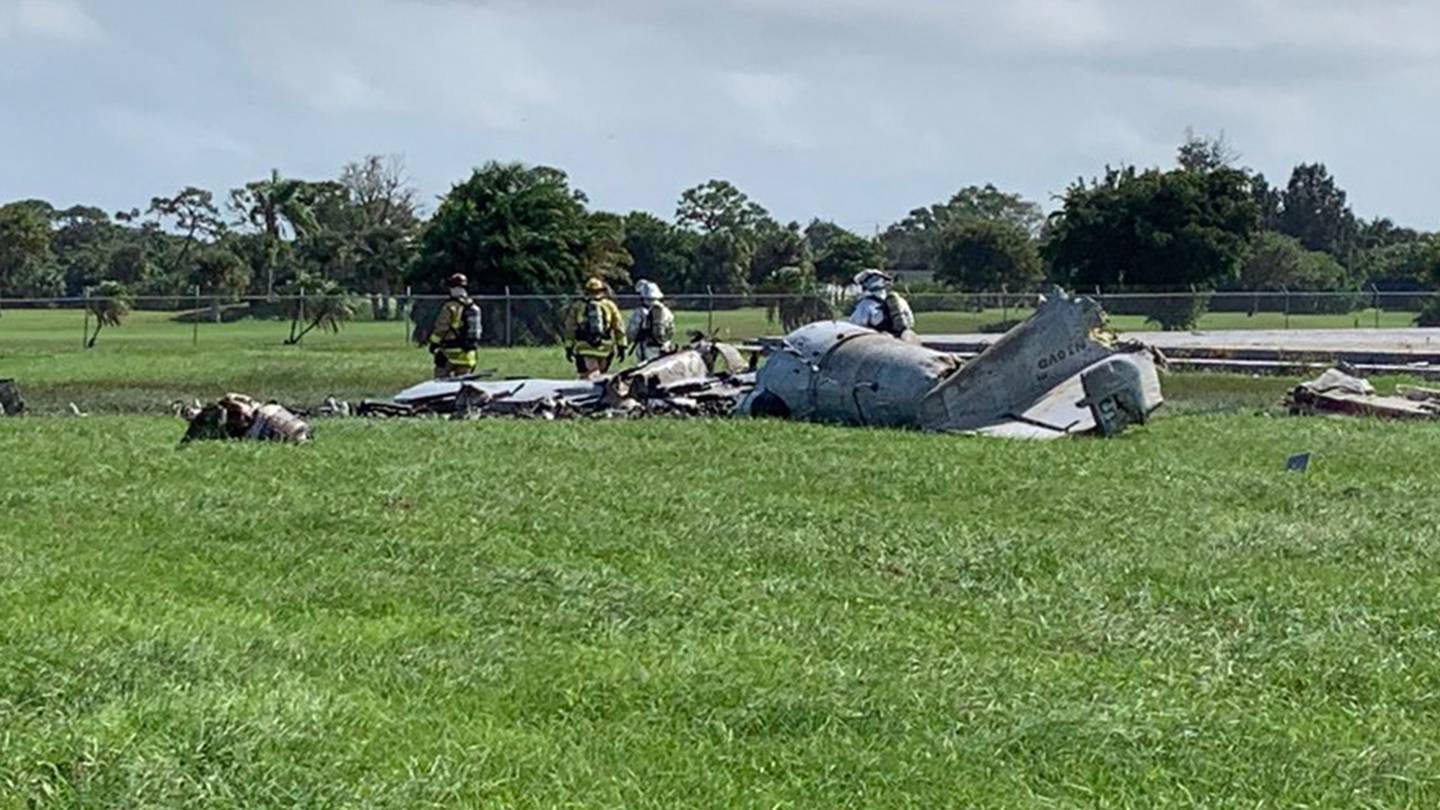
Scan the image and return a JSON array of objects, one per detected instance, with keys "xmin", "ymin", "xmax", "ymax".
[
  {"xmin": 1286, "ymin": 365, "xmax": 1440, "ymax": 420},
  {"xmin": 377, "ymin": 337, "xmax": 756, "ymax": 421},
  {"xmin": 742, "ymin": 289, "xmax": 1164, "ymax": 439},
  {"xmin": 365, "ymin": 291, "xmax": 1163, "ymax": 439},
  {"xmin": 179, "ymin": 393, "xmax": 312, "ymax": 444},
  {"xmin": 317, "ymin": 396, "xmax": 351, "ymax": 417},
  {"xmin": 0, "ymin": 379, "xmax": 24, "ymax": 416}
]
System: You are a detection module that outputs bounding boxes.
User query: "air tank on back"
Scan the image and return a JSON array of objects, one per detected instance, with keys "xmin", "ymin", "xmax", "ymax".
[{"xmin": 738, "ymin": 321, "xmax": 960, "ymax": 428}]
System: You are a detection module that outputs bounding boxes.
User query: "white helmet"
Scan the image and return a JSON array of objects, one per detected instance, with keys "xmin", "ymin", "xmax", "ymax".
[
  {"xmin": 854, "ymin": 268, "xmax": 892, "ymax": 292},
  {"xmin": 635, "ymin": 279, "xmax": 664, "ymax": 303}
]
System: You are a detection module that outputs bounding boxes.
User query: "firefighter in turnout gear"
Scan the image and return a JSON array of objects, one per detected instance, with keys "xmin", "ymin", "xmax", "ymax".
[
  {"xmin": 428, "ymin": 273, "xmax": 482, "ymax": 378},
  {"xmin": 565, "ymin": 277, "xmax": 628, "ymax": 379},
  {"xmin": 849, "ymin": 269, "xmax": 917, "ymax": 341},
  {"xmin": 626, "ymin": 279, "xmax": 676, "ymax": 364}
]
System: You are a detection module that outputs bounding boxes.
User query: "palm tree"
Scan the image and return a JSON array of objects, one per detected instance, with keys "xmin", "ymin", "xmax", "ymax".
[
  {"xmin": 282, "ymin": 275, "xmax": 355, "ymax": 345},
  {"xmin": 85, "ymin": 281, "xmax": 132, "ymax": 348},
  {"xmin": 231, "ymin": 169, "xmax": 320, "ymax": 297}
]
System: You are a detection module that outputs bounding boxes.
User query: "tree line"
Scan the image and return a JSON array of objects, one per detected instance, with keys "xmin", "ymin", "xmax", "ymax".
[{"xmin": 2, "ymin": 132, "xmax": 1438, "ymax": 333}]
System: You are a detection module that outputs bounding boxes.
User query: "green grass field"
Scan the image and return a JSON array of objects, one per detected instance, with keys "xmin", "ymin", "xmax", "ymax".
[
  {"xmin": 6, "ymin": 415, "xmax": 1440, "ymax": 807},
  {"xmin": 5, "ymin": 308, "xmax": 1440, "ymax": 806}
]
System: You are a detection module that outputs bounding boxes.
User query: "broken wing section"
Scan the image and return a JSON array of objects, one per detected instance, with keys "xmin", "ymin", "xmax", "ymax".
[
  {"xmin": 917, "ymin": 289, "xmax": 1163, "ymax": 435},
  {"xmin": 959, "ymin": 351, "xmax": 1164, "ymax": 439}
]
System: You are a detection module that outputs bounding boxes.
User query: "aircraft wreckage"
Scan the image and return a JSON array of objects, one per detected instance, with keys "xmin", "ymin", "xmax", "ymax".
[
  {"xmin": 742, "ymin": 290, "xmax": 1164, "ymax": 438},
  {"xmin": 359, "ymin": 289, "xmax": 1165, "ymax": 440}
]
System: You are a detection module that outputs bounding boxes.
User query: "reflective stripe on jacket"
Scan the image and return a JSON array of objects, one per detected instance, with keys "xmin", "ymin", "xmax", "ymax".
[{"xmin": 429, "ymin": 298, "xmax": 478, "ymax": 368}]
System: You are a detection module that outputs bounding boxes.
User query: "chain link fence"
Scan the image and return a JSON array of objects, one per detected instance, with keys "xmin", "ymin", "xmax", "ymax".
[{"xmin": 0, "ymin": 289, "xmax": 1436, "ymax": 351}]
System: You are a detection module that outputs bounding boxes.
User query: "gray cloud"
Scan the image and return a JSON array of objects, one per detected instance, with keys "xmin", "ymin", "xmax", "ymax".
[
  {"xmin": 1, "ymin": 0, "xmax": 1436, "ymax": 229},
  {"xmin": 0, "ymin": 0, "xmax": 103, "ymax": 41}
]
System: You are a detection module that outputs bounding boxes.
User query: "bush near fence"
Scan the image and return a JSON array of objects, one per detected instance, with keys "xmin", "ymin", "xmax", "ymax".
[{"xmin": 1096, "ymin": 293, "xmax": 1210, "ymax": 330}]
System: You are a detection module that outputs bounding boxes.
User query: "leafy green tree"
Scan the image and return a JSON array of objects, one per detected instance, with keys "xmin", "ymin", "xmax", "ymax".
[
  {"xmin": 749, "ymin": 220, "xmax": 811, "ymax": 286},
  {"xmin": 414, "ymin": 161, "xmax": 596, "ymax": 343},
  {"xmin": 283, "ymin": 180, "xmax": 353, "ymax": 296},
  {"xmin": 0, "ymin": 201, "xmax": 61, "ymax": 297},
  {"xmin": 1356, "ymin": 237, "xmax": 1440, "ymax": 291},
  {"xmin": 103, "ymin": 243, "xmax": 157, "ymax": 289},
  {"xmin": 813, "ymin": 228, "xmax": 885, "ymax": 285},
  {"xmin": 622, "ymin": 211, "xmax": 696, "ymax": 292},
  {"xmin": 675, "ymin": 180, "xmax": 769, "ymax": 235},
  {"xmin": 691, "ymin": 230, "xmax": 752, "ymax": 294},
  {"xmin": 938, "ymin": 185, "xmax": 1044, "ymax": 234},
  {"xmin": 1358, "ymin": 217, "xmax": 1421, "ymax": 251},
  {"xmin": 881, "ymin": 184, "xmax": 1042, "ymax": 272},
  {"xmin": 1248, "ymin": 173, "xmax": 1284, "ymax": 231},
  {"xmin": 1043, "ymin": 166, "xmax": 1260, "ymax": 329},
  {"xmin": 802, "ymin": 219, "xmax": 848, "ymax": 254},
  {"xmin": 85, "ymin": 280, "xmax": 132, "ymax": 347},
  {"xmin": 1275, "ymin": 163, "xmax": 1358, "ymax": 263},
  {"xmin": 1238, "ymin": 232, "xmax": 1350, "ymax": 290},
  {"xmin": 1411, "ymin": 239, "xmax": 1440, "ymax": 325},
  {"xmin": 191, "ymin": 246, "xmax": 253, "ymax": 321},
  {"xmin": 230, "ymin": 169, "xmax": 322, "ymax": 296},
  {"xmin": 1045, "ymin": 166, "xmax": 1258, "ymax": 289},
  {"xmin": 416, "ymin": 161, "xmax": 593, "ymax": 293},
  {"xmin": 935, "ymin": 219, "xmax": 1043, "ymax": 291},
  {"xmin": 51, "ymin": 206, "xmax": 124, "ymax": 294},
  {"xmin": 1176, "ymin": 129, "xmax": 1240, "ymax": 173},
  {"xmin": 108, "ymin": 210, "xmax": 179, "ymax": 294},
  {"xmin": 582, "ymin": 211, "xmax": 633, "ymax": 284}
]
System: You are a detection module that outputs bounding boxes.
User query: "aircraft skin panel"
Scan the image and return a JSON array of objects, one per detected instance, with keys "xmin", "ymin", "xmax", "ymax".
[{"xmin": 919, "ymin": 290, "xmax": 1117, "ymax": 432}]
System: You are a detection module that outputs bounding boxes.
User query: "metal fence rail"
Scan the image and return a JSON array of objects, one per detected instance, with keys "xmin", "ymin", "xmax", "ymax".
[{"xmin": 1, "ymin": 289, "xmax": 1436, "ymax": 350}]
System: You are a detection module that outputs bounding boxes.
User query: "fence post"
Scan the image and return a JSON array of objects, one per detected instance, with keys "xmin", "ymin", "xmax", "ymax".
[
  {"xmin": 1282, "ymin": 286, "xmax": 1290, "ymax": 329},
  {"xmin": 298, "ymin": 288, "xmax": 306, "ymax": 347},
  {"xmin": 1001, "ymin": 285, "xmax": 1009, "ymax": 325},
  {"xmin": 1371, "ymin": 284, "xmax": 1380, "ymax": 329},
  {"xmin": 82, "ymin": 288, "xmax": 91, "ymax": 350},
  {"xmin": 504, "ymin": 286, "xmax": 513, "ymax": 347},
  {"xmin": 403, "ymin": 286, "xmax": 412, "ymax": 345},
  {"xmin": 192, "ymin": 286, "xmax": 200, "ymax": 346},
  {"xmin": 707, "ymin": 285, "xmax": 715, "ymax": 335}
]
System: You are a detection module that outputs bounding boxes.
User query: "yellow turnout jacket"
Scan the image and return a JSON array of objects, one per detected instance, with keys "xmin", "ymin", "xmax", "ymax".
[{"xmin": 564, "ymin": 296, "xmax": 627, "ymax": 358}]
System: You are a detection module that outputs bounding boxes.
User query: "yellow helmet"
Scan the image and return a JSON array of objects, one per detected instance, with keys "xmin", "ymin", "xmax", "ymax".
[{"xmin": 583, "ymin": 277, "xmax": 608, "ymax": 295}]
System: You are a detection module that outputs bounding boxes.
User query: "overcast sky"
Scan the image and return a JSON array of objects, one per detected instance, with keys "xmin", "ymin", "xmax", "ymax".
[{"xmin": 2, "ymin": 0, "xmax": 1437, "ymax": 231}]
